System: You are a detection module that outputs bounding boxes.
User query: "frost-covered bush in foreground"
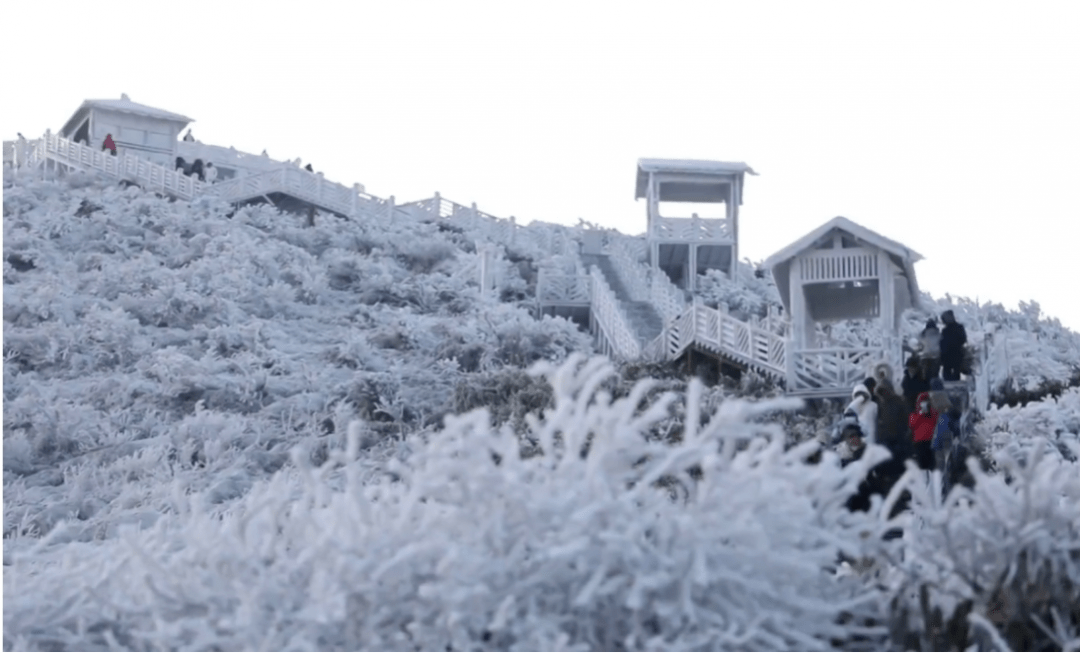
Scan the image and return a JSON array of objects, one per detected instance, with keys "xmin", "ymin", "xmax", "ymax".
[
  {"xmin": 976, "ymin": 387, "xmax": 1080, "ymax": 465},
  {"xmin": 883, "ymin": 445, "xmax": 1080, "ymax": 651},
  {"xmin": 4, "ymin": 355, "xmax": 886, "ymax": 651}
]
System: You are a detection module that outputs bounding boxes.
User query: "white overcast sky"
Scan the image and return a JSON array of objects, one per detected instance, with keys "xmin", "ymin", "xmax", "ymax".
[{"xmin": 4, "ymin": 1, "xmax": 1079, "ymax": 332}]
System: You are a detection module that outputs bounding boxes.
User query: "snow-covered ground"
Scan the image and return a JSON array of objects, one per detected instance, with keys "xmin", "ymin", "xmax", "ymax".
[{"xmin": 4, "ymin": 169, "xmax": 1079, "ymax": 650}]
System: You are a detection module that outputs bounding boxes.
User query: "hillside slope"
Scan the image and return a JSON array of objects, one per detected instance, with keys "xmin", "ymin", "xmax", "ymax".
[{"xmin": 4, "ymin": 169, "xmax": 1080, "ymax": 651}]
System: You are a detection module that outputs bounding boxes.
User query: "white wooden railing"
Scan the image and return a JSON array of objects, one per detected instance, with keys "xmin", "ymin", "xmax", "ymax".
[
  {"xmin": 602, "ymin": 232, "xmax": 687, "ymax": 324},
  {"xmin": 798, "ymin": 248, "xmax": 879, "ymax": 283},
  {"xmin": 207, "ymin": 166, "xmax": 385, "ymax": 219},
  {"xmin": 648, "ymin": 264, "xmax": 688, "ymax": 326},
  {"xmin": 651, "ymin": 216, "xmax": 732, "ymax": 241},
  {"xmin": 691, "ymin": 302, "xmax": 786, "ymax": 374},
  {"xmin": 603, "ymin": 233, "xmax": 650, "ymax": 301},
  {"xmin": 537, "ymin": 272, "xmax": 591, "ymax": 304},
  {"xmin": 175, "ymin": 141, "xmax": 326, "ymax": 179},
  {"xmin": 639, "ymin": 302, "xmax": 786, "ymax": 376},
  {"xmin": 589, "ymin": 266, "xmax": 641, "ymax": 360},
  {"xmin": 35, "ymin": 132, "xmax": 207, "ymax": 199},
  {"xmin": 787, "ymin": 347, "xmax": 882, "ymax": 393},
  {"xmin": 397, "ymin": 193, "xmax": 520, "ymax": 246}
]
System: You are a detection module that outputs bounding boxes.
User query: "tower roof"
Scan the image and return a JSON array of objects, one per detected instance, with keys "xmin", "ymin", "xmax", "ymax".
[{"xmin": 635, "ymin": 158, "xmax": 756, "ymax": 199}]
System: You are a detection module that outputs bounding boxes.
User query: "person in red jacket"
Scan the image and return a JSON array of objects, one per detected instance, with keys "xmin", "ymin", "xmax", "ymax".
[
  {"xmin": 909, "ymin": 391, "xmax": 939, "ymax": 471},
  {"xmin": 102, "ymin": 133, "xmax": 117, "ymax": 156}
]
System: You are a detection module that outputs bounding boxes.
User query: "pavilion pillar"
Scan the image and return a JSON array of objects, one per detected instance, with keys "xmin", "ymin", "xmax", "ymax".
[
  {"xmin": 728, "ymin": 180, "xmax": 739, "ymax": 276},
  {"xmin": 878, "ymin": 249, "xmax": 897, "ymax": 369},
  {"xmin": 688, "ymin": 244, "xmax": 697, "ymax": 292},
  {"xmin": 787, "ymin": 261, "xmax": 807, "ymax": 388}
]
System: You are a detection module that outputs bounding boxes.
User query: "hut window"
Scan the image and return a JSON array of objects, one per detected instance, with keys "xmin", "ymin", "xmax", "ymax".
[
  {"xmin": 146, "ymin": 132, "xmax": 171, "ymax": 149},
  {"xmin": 121, "ymin": 127, "xmax": 146, "ymax": 144}
]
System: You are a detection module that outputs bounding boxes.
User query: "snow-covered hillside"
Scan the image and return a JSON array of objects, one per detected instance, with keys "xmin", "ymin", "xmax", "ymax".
[{"xmin": 4, "ymin": 168, "xmax": 1080, "ymax": 651}]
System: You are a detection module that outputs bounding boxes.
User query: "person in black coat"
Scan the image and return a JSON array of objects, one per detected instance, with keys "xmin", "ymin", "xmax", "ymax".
[
  {"xmin": 901, "ymin": 355, "xmax": 931, "ymax": 412},
  {"xmin": 940, "ymin": 310, "xmax": 968, "ymax": 381},
  {"xmin": 840, "ymin": 422, "xmax": 901, "ymax": 514},
  {"xmin": 190, "ymin": 159, "xmax": 205, "ymax": 182}
]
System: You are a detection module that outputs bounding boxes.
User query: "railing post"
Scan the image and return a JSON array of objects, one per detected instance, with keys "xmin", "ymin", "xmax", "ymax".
[
  {"xmin": 351, "ymin": 183, "xmax": 361, "ymax": 217},
  {"xmin": 388, "ymin": 195, "xmax": 395, "ymax": 223},
  {"xmin": 471, "ymin": 202, "xmax": 479, "ymax": 230},
  {"xmin": 509, "ymin": 216, "xmax": 516, "ymax": 245},
  {"xmin": 433, "ymin": 191, "xmax": 441, "ymax": 219}
]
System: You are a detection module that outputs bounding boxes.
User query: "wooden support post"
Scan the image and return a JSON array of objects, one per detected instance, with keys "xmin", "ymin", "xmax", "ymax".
[
  {"xmin": 729, "ymin": 179, "xmax": 739, "ymax": 277},
  {"xmin": 878, "ymin": 248, "xmax": 896, "ymax": 353},
  {"xmin": 351, "ymin": 183, "xmax": 361, "ymax": 217},
  {"xmin": 688, "ymin": 244, "xmax": 697, "ymax": 292},
  {"xmin": 787, "ymin": 259, "xmax": 806, "ymax": 390},
  {"xmin": 433, "ymin": 191, "xmax": 441, "ymax": 219},
  {"xmin": 388, "ymin": 195, "xmax": 395, "ymax": 222}
]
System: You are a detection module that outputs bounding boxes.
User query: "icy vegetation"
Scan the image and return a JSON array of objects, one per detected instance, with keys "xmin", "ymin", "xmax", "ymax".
[{"xmin": 4, "ymin": 169, "xmax": 1080, "ymax": 650}]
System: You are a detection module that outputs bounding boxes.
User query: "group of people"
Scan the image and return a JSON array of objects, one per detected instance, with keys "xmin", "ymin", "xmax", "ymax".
[
  {"xmin": 823, "ymin": 311, "xmax": 971, "ymax": 513},
  {"xmin": 908, "ymin": 309, "xmax": 969, "ymax": 382},
  {"xmin": 174, "ymin": 157, "xmax": 217, "ymax": 183}
]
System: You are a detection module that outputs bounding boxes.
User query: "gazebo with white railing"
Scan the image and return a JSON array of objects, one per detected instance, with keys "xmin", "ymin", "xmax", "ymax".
[
  {"xmin": 763, "ymin": 216, "xmax": 924, "ymax": 397},
  {"xmin": 636, "ymin": 158, "xmax": 756, "ymax": 291}
]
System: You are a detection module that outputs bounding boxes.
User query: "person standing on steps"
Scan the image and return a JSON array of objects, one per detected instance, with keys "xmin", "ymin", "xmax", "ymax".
[
  {"xmin": 873, "ymin": 371, "xmax": 914, "ymax": 467},
  {"xmin": 190, "ymin": 159, "xmax": 205, "ymax": 182},
  {"xmin": 304, "ymin": 163, "xmax": 314, "ymax": 173},
  {"xmin": 930, "ymin": 381, "xmax": 960, "ymax": 473},
  {"xmin": 919, "ymin": 318, "xmax": 942, "ymax": 380},
  {"xmin": 204, "ymin": 162, "xmax": 218, "ymax": 184},
  {"xmin": 909, "ymin": 391, "xmax": 939, "ymax": 471},
  {"xmin": 902, "ymin": 355, "xmax": 930, "ymax": 412},
  {"xmin": 844, "ymin": 377, "xmax": 878, "ymax": 445},
  {"xmin": 183, "ymin": 129, "xmax": 195, "ymax": 142},
  {"xmin": 102, "ymin": 133, "xmax": 117, "ymax": 156},
  {"xmin": 940, "ymin": 310, "xmax": 968, "ymax": 381}
]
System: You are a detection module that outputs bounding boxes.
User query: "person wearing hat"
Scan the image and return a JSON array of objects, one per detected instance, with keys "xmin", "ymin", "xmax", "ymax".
[
  {"xmin": 909, "ymin": 391, "xmax": 940, "ymax": 471},
  {"xmin": 902, "ymin": 355, "xmax": 930, "ymax": 412},
  {"xmin": 844, "ymin": 378, "xmax": 878, "ymax": 445},
  {"xmin": 836, "ymin": 420, "xmax": 897, "ymax": 513},
  {"xmin": 940, "ymin": 310, "xmax": 968, "ymax": 381},
  {"xmin": 834, "ymin": 417, "xmax": 867, "ymax": 465}
]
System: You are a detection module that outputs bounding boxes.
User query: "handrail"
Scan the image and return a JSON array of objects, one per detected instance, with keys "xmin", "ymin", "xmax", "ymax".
[
  {"xmin": 589, "ymin": 266, "xmax": 641, "ymax": 360},
  {"xmin": 648, "ymin": 264, "xmax": 687, "ymax": 326},
  {"xmin": 37, "ymin": 132, "xmax": 208, "ymax": 199},
  {"xmin": 603, "ymin": 233, "xmax": 649, "ymax": 302},
  {"xmin": 651, "ymin": 215, "xmax": 732, "ymax": 241},
  {"xmin": 536, "ymin": 272, "xmax": 591, "ymax": 304}
]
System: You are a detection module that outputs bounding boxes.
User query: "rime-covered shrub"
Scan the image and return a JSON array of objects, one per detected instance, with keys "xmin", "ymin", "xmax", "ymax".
[
  {"xmin": 1, "ymin": 172, "xmax": 588, "ymax": 571},
  {"xmin": 977, "ymin": 387, "xmax": 1080, "ymax": 464},
  {"xmin": 884, "ymin": 445, "xmax": 1080, "ymax": 651},
  {"xmin": 451, "ymin": 367, "xmax": 553, "ymax": 436},
  {"xmin": 695, "ymin": 268, "xmax": 781, "ymax": 319},
  {"xmin": 3, "ymin": 355, "xmax": 889, "ymax": 651}
]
